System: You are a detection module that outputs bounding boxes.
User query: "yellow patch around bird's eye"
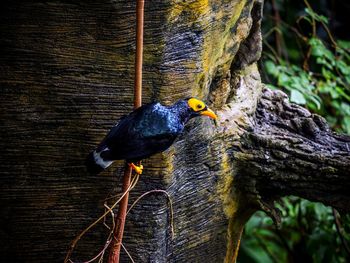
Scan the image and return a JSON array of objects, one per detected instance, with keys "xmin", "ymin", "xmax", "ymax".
[{"xmin": 188, "ymin": 98, "xmax": 205, "ymax": 112}]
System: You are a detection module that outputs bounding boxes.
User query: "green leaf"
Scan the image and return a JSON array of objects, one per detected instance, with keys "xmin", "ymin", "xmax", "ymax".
[
  {"xmin": 316, "ymin": 57, "xmax": 333, "ymax": 69},
  {"xmin": 309, "ymin": 38, "xmax": 334, "ymax": 65},
  {"xmin": 309, "ymin": 95, "xmax": 322, "ymax": 110},
  {"xmin": 318, "ymin": 81, "xmax": 331, "ymax": 94},
  {"xmin": 336, "ymin": 60, "xmax": 350, "ymax": 75},
  {"xmin": 337, "ymin": 40, "xmax": 350, "ymax": 50},
  {"xmin": 305, "ymin": 8, "xmax": 329, "ymax": 24},
  {"xmin": 340, "ymin": 102, "xmax": 350, "ymax": 115},
  {"xmin": 265, "ymin": 60, "xmax": 279, "ymax": 77},
  {"xmin": 321, "ymin": 67, "xmax": 334, "ymax": 80},
  {"xmin": 330, "ymin": 87, "xmax": 340, "ymax": 99},
  {"xmin": 290, "ymin": 78, "xmax": 303, "ymax": 91},
  {"xmin": 278, "ymin": 72, "xmax": 290, "ymax": 86},
  {"xmin": 341, "ymin": 116, "xmax": 350, "ymax": 134},
  {"xmin": 345, "ymin": 75, "xmax": 350, "ymax": 84},
  {"xmin": 290, "ymin": 89, "xmax": 306, "ymax": 104},
  {"xmin": 335, "ymin": 87, "xmax": 350, "ymax": 102},
  {"xmin": 309, "ymin": 38, "xmax": 324, "ymax": 57}
]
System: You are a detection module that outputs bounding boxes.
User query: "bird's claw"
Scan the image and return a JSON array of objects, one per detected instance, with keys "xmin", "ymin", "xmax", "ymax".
[{"xmin": 129, "ymin": 163, "xmax": 143, "ymax": 174}]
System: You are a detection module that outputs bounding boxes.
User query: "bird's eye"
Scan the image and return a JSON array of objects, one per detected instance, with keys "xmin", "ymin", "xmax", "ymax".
[{"xmin": 188, "ymin": 98, "xmax": 205, "ymax": 112}]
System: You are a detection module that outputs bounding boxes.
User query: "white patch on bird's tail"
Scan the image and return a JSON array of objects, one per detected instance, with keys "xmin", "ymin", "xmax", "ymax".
[{"xmin": 93, "ymin": 148, "xmax": 113, "ymax": 169}]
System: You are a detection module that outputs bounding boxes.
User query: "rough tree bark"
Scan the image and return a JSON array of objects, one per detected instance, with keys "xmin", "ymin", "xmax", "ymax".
[{"xmin": 0, "ymin": 0, "xmax": 349, "ymax": 263}]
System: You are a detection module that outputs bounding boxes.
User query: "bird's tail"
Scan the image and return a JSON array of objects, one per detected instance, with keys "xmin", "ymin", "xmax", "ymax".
[{"xmin": 85, "ymin": 151, "xmax": 105, "ymax": 176}]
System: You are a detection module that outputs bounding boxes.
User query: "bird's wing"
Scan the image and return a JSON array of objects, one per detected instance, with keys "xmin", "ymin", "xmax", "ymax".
[
  {"xmin": 100, "ymin": 103, "xmax": 180, "ymax": 161},
  {"xmin": 96, "ymin": 103, "xmax": 157, "ymax": 152},
  {"xmin": 115, "ymin": 132, "xmax": 178, "ymax": 161}
]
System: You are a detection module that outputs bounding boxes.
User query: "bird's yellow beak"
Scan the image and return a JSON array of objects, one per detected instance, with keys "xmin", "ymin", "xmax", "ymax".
[{"xmin": 200, "ymin": 108, "xmax": 217, "ymax": 119}]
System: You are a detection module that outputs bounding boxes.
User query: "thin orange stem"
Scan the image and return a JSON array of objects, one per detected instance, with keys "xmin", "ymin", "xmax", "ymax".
[
  {"xmin": 107, "ymin": 0, "xmax": 144, "ymax": 262},
  {"xmin": 107, "ymin": 166, "xmax": 133, "ymax": 263}
]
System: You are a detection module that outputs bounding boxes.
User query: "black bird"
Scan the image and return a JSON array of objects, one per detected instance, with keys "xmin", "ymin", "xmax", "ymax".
[{"xmin": 86, "ymin": 98, "xmax": 217, "ymax": 175}]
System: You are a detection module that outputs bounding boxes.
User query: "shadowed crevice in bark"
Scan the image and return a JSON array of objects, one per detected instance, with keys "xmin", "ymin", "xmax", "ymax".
[
  {"xmin": 231, "ymin": 0, "xmax": 263, "ymax": 72},
  {"xmin": 234, "ymin": 88, "xmax": 350, "ymax": 215}
]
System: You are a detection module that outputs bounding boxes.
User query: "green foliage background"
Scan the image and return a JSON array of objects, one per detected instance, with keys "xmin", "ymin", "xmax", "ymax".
[{"xmin": 238, "ymin": 0, "xmax": 350, "ymax": 262}]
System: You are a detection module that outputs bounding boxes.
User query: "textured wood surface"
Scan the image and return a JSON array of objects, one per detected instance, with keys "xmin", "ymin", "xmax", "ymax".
[
  {"xmin": 0, "ymin": 0, "xmax": 261, "ymax": 262},
  {"xmin": 236, "ymin": 88, "xmax": 350, "ymax": 215}
]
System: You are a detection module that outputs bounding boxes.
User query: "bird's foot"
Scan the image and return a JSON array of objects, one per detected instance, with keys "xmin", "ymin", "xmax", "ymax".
[{"xmin": 128, "ymin": 163, "xmax": 143, "ymax": 174}]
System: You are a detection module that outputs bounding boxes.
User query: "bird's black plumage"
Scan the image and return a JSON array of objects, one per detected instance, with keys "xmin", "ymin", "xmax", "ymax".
[{"xmin": 86, "ymin": 98, "xmax": 216, "ymax": 175}]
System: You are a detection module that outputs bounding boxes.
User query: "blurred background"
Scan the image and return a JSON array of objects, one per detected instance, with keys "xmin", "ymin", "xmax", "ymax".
[{"xmin": 238, "ymin": 0, "xmax": 350, "ymax": 262}]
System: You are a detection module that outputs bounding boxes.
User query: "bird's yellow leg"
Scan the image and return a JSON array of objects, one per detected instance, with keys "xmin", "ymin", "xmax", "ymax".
[{"xmin": 128, "ymin": 162, "xmax": 143, "ymax": 174}]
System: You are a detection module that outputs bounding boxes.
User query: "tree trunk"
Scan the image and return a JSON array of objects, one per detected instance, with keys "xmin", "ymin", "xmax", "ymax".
[{"xmin": 0, "ymin": 1, "xmax": 349, "ymax": 263}]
